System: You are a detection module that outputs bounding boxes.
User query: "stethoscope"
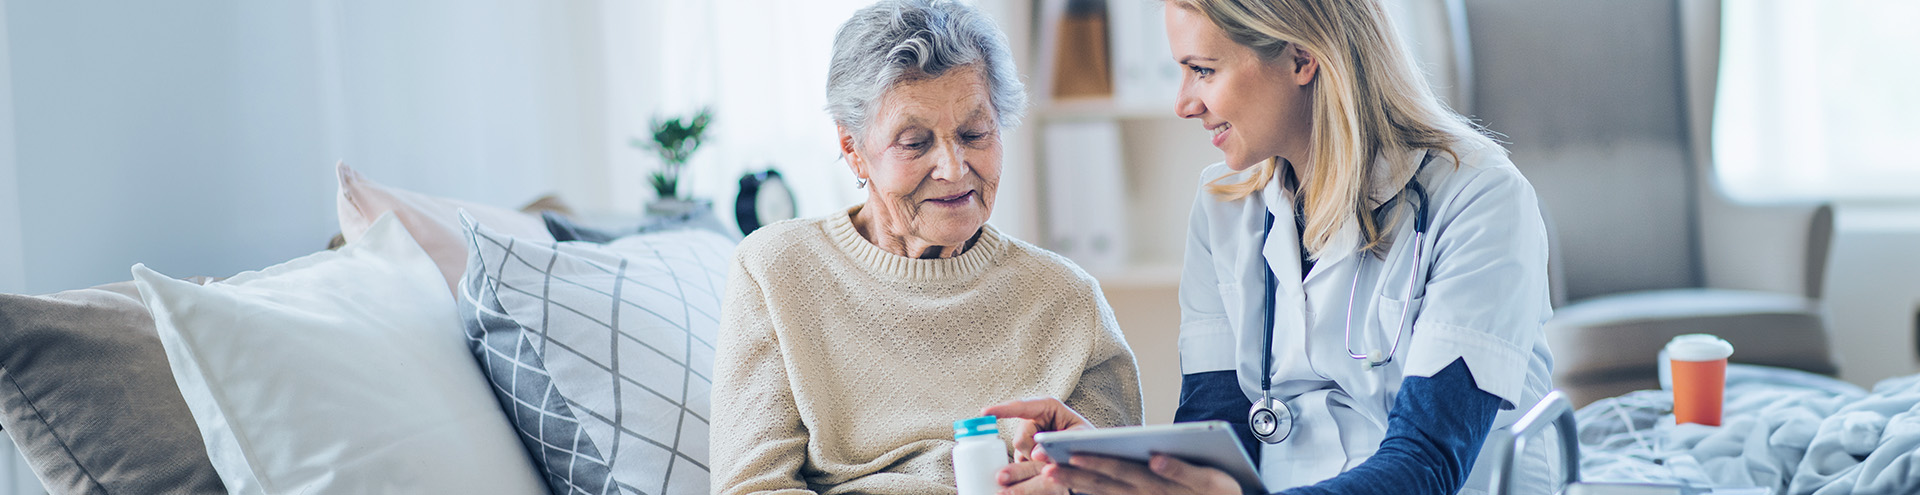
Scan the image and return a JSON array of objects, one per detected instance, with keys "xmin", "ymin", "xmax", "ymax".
[{"xmin": 1250, "ymin": 152, "xmax": 1434, "ymax": 445}]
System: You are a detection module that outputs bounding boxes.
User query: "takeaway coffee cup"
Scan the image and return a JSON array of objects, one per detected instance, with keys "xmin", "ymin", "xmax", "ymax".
[{"xmin": 1665, "ymin": 334, "xmax": 1734, "ymax": 426}]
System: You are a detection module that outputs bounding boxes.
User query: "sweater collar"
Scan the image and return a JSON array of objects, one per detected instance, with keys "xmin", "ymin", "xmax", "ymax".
[{"xmin": 826, "ymin": 205, "xmax": 1006, "ymax": 281}]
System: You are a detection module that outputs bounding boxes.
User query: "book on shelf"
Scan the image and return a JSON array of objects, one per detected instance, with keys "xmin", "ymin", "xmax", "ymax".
[
  {"xmin": 1040, "ymin": 119, "xmax": 1129, "ymax": 274},
  {"xmin": 1035, "ymin": 0, "xmax": 1181, "ymax": 115},
  {"xmin": 1044, "ymin": 0, "xmax": 1121, "ymax": 99},
  {"xmin": 1107, "ymin": 0, "xmax": 1182, "ymax": 108}
]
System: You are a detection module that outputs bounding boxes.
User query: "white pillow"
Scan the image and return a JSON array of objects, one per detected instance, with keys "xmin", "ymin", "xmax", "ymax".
[{"xmin": 132, "ymin": 213, "xmax": 546, "ymax": 495}]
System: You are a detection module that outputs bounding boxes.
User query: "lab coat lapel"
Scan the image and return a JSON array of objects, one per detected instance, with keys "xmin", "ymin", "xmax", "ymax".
[
  {"xmin": 1301, "ymin": 149, "xmax": 1423, "ymax": 286},
  {"xmin": 1259, "ymin": 177, "xmax": 1310, "ymax": 339},
  {"xmin": 1260, "ymin": 175, "xmax": 1307, "ymax": 286}
]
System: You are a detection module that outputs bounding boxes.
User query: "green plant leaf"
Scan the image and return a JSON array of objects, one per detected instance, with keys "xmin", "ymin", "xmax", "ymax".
[{"xmin": 649, "ymin": 171, "xmax": 677, "ymax": 198}]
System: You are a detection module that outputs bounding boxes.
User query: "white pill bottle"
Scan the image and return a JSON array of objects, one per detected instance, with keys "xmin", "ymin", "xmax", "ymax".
[{"xmin": 952, "ymin": 415, "xmax": 1010, "ymax": 495}]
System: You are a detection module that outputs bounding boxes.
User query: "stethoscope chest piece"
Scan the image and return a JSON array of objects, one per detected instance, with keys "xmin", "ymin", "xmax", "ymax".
[
  {"xmin": 1249, "ymin": 396, "xmax": 1293, "ymax": 444},
  {"xmin": 1244, "ymin": 151, "xmax": 1437, "ymax": 446}
]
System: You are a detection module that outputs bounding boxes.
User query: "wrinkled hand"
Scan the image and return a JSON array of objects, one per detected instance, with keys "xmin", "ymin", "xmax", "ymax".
[
  {"xmin": 994, "ymin": 449, "xmax": 1068, "ymax": 495},
  {"xmin": 982, "ymin": 397, "xmax": 1094, "ymax": 462},
  {"xmin": 1041, "ymin": 454, "xmax": 1241, "ymax": 495}
]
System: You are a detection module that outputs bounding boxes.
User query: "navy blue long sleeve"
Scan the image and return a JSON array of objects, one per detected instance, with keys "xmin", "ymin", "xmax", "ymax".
[
  {"xmin": 1173, "ymin": 370, "xmax": 1262, "ymax": 466},
  {"xmin": 1281, "ymin": 358, "xmax": 1502, "ymax": 495}
]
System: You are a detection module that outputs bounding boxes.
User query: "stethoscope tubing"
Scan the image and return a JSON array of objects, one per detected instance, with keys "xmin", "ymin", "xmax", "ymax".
[
  {"xmin": 1345, "ymin": 176, "xmax": 1428, "ymax": 368},
  {"xmin": 1250, "ymin": 152, "xmax": 1434, "ymax": 445}
]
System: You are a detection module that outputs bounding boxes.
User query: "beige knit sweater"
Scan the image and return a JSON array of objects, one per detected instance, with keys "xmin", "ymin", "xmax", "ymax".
[{"xmin": 711, "ymin": 206, "xmax": 1143, "ymax": 495}]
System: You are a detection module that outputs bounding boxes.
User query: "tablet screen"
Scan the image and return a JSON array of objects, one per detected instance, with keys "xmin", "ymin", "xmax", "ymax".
[{"xmin": 1034, "ymin": 421, "xmax": 1262, "ymax": 493}]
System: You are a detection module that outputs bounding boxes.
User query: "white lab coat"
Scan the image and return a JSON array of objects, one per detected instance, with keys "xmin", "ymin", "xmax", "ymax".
[{"xmin": 1177, "ymin": 141, "xmax": 1558, "ymax": 495}]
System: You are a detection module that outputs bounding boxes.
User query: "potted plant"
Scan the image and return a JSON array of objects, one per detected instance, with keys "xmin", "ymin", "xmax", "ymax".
[{"xmin": 633, "ymin": 107, "xmax": 712, "ymax": 216}]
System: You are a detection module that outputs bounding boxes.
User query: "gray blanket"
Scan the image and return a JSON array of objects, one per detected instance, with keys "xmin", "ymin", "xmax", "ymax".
[{"xmin": 1575, "ymin": 365, "xmax": 1920, "ymax": 494}]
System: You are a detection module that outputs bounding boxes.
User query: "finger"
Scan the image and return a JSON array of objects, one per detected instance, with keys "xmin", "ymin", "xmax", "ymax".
[
  {"xmin": 997, "ymin": 468, "xmax": 1069, "ymax": 495},
  {"xmin": 1149, "ymin": 454, "xmax": 1198, "ymax": 490},
  {"xmin": 981, "ymin": 398, "xmax": 1065, "ymax": 423},
  {"xmin": 1031, "ymin": 447, "xmax": 1054, "ymax": 465},
  {"xmin": 996, "ymin": 460, "xmax": 1044, "ymax": 487},
  {"xmin": 1067, "ymin": 454, "xmax": 1164, "ymax": 490},
  {"xmin": 1044, "ymin": 462, "xmax": 1136, "ymax": 495},
  {"xmin": 1150, "ymin": 455, "xmax": 1241, "ymax": 494},
  {"xmin": 983, "ymin": 397, "xmax": 1094, "ymax": 433},
  {"xmin": 1008, "ymin": 419, "xmax": 1039, "ymax": 461}
]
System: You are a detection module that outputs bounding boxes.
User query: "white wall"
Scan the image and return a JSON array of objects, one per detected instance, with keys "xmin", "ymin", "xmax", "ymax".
[
  {"xmin": 1826, "ymin": 207, "xmax": 1920, "ymax": 386},
  {"xmin": 0, "ymin": 6, "xmax": 43, "ymax": 488},
  {"xmin": 0, "ymin": 3, "xmax": 37, "ymax": 489},
  {"xmin": 4, "ymin": 0, "xmax": 603, "ymax": 293},
  {"xmin": 0, "ymin": 0, "xmax": 22, "ymax": 295},
  {"xmin": 321, "ymin": 1, "xmax": 602, "ymax": 210},
  {"xmin": 0, "ymin": 441, "xmax": 39, "ymax": 495}
]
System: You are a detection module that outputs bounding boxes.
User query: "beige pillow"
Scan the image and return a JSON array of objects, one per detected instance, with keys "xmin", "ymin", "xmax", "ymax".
[
  {"xmin": 335, "ymin": 161, "xmax": 553, "ymax": 293},
  {"xmin": 0, "ymin": 281, "xmax": 226, "ymax": 494}
]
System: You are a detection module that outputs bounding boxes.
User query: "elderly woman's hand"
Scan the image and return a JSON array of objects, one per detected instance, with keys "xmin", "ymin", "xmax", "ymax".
[{"xmin": 982, "ymin": 397, "xmax": 1094, "ymax": 462}]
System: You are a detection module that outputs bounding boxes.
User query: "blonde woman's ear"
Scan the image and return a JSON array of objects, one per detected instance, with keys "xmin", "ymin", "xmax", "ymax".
[{"xmin": 1289, "ymin": 45, "xmax": 1319, "ymax": 85}]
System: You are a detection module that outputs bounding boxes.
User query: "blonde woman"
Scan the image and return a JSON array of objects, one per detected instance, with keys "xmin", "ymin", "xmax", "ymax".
[{"xmin": 987, "ymin": 0, "xmax": 1555, "ymax": 494}]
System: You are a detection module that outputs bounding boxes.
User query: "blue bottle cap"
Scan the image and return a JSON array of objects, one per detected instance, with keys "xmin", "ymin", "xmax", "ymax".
[{"xmin": 953, "ymin": 415, "xmax": 999, "ymax": 439}]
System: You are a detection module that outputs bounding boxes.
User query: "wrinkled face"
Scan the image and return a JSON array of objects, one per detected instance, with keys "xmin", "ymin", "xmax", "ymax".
[
  {"xmin": 1166, "ymin": 6, "xmax": 1316, "ymax": 171},
  {"xmin": 845, "ymin": 65, "xmax": 1002, "ymax": 248}
]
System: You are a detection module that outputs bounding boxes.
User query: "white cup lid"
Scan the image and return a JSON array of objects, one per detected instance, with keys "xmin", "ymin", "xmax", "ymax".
[{"xmin": 1665, "ymin": 334, "xmax": 1734, "ymax": 361}]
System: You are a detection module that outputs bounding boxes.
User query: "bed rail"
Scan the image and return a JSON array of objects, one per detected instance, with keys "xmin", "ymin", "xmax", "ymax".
[{"xmin": 1494, "ymin": 390, "xmax": 1690, "ymax": 495}]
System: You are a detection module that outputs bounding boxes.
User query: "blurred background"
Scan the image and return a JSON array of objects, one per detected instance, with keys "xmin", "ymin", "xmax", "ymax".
[{"xmin": 1, "ymin": 1, "xmax": 1917, "ymax": 492}]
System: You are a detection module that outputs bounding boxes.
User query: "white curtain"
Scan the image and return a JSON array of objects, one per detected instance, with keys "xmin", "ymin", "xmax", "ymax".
[
  {"xmin": 630, "ymin": 0, "xmax": 1019, "ymax": 229},
  {"xmin": 631, "ymin": 0, "xmax": 880, "ymax": 225},
  {"xmin": 1713, "ymin": 1, "xmax": 1920, "ymax": 203}
]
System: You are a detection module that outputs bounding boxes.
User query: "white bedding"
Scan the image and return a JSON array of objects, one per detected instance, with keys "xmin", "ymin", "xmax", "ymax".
[{"xmin": 1575, "ymin": 365, "xmax": 1920, "ymax": 494}]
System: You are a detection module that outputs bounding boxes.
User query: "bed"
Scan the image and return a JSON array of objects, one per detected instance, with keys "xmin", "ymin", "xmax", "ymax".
[{"xmin": 1561, "ymin": 364, "xmax": 1920, "ymax": 494}]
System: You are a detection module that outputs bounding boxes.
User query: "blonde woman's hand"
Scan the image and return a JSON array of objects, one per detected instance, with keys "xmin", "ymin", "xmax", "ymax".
[
  {"xmin": 994, "ymin": 448, "xmax": 1069, "ymax": 495},
  {"xmin": 982, "ymin": 397, "xmax": 1094, "ymax": 462},
  {"xmin": 1042, "ymin": 454, "xmax": 1241, "ymax": 495}
]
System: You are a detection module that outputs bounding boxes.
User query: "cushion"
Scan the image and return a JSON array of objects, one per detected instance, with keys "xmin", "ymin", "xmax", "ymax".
[
  {"xmin": 131, "ymin": 213, "xmax": 545, "ymax": 494},
  {"xmin": 0, "ymin": 282, "xmax": 225, "ymax": 494},
  {"xmin": 336, "ymin": 161, "xmax": 554, "ymax": 293},
  {"xmin": 458, "ymin": 213, "xmax": 734, "ymax": 495}
]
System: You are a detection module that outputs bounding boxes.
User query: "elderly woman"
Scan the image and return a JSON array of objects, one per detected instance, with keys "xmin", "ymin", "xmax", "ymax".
[{"xmin": 709, "ymin": 1, "xmax": 1144, "ymax": 494}]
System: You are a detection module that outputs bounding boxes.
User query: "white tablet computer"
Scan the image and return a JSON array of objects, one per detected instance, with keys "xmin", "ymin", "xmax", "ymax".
[{"xmin": 1033, "ymin": 421, "xmax": 1262, "ymax": 493}]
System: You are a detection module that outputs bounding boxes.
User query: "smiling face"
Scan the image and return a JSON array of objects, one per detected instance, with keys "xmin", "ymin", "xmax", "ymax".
[
  {"xmin": 842, "ymin": 65, "xmax": 1002, "ymax": 257},
  {"xmin": 1166, "ymin": 5, "xmax": 1318, "ymax": 171}
]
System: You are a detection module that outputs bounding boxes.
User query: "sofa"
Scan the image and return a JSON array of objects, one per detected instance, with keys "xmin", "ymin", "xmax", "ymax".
[{"xmin": 0, "ymin": 163, "xmax": 738, "ymax": 495}]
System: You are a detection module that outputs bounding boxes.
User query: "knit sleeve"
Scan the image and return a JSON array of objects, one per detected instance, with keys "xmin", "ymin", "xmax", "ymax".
[
  {"xmin": 1062, "ymin": 284, "xmax": 1145, "ymax": 429},
  {"xmin": 710, "ymin": 255, "xmax": 817, "ymax": 495}
]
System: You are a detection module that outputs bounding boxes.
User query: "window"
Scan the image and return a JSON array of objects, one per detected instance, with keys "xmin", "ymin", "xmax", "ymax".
[{"xmin": 1713, "ymin": 1, "xmax": 1920, "ymax": 203}]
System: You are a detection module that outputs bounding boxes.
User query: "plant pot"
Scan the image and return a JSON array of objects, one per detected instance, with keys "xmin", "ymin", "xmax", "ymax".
[{"xmin": 645, "ymin": 197, "xmax": 710, "ymax": 219}]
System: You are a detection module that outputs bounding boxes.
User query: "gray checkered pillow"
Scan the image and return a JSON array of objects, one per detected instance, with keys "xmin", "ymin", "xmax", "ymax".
[{"xmin": 458, "ymin": 214, "xmax": 732, "ymax": 495}]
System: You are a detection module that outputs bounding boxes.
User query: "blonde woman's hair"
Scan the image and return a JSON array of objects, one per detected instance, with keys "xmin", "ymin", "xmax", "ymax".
[{"xmin": 1169, "ymin": 0, "xmax": 1498, "ymax": 256}]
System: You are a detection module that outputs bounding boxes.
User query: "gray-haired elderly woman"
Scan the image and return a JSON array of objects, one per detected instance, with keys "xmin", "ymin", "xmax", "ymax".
[{"xmin": 710, "ymin": 1, "xmax": 1143, "ymax": 494}]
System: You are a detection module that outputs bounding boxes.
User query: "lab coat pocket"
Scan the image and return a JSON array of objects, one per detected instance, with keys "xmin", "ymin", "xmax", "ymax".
[{"xmin": 1371, "ymin": 294, "xmax": 1424, "ymax": 361}]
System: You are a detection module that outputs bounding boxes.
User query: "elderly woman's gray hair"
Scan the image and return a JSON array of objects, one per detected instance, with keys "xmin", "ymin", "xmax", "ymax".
[{"xmin": 826, "ymin": 0, "xmax": 1027, "ymax": 141}]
